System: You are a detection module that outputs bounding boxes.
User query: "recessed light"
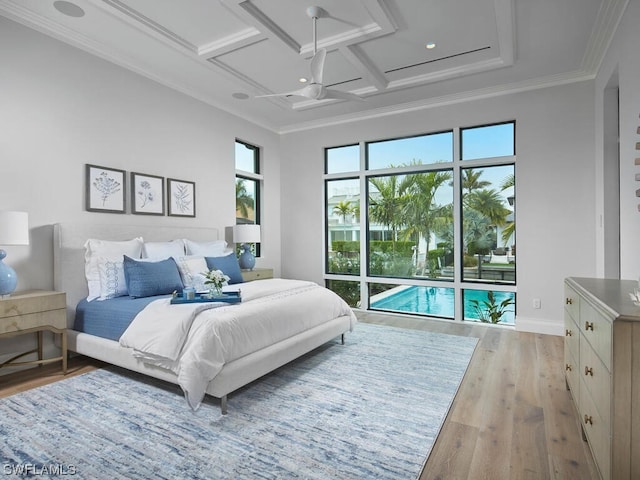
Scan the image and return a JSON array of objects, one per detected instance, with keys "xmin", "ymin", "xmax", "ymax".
[
  {"xmin": 426, "ymin": 42, "xmax": 436, "ymax": 49},
  {"xmin": 232, "ymin": 92, "xmax": 249, "ymax": 100},
  {"xmin": 299, "ymin": 77, "xmax": 308, "ymax": 83},
  {"xmin": 53, "ymin": 1, "xmax": 85, "ymax": 18}
]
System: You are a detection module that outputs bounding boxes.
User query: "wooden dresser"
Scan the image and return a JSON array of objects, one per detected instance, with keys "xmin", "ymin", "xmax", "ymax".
[{"xmin": 564, "ymin": 277, "xmax": 640, "ymax": 480}]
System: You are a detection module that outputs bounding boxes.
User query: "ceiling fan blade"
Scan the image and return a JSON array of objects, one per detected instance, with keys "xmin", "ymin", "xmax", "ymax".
[
  {"xmin": 255, "ymin": 88, "xmax": 309, "ymax": 99},
  {"xmin": 322, "ymin": 88, "xmax": 365, "ymax": 102},
  {"xmin": 310, "ymin": 48, "xmax": 326, "ymax": 84}
]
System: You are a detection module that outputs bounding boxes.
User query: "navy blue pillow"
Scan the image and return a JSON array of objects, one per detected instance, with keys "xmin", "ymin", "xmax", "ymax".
[
  {"xmin": 205, "ymin": 253, "xmax": 243, "ymax": 285},
  {"xmin": 123, "ymin": 256, "xmax": 184, "ymax": 298}
]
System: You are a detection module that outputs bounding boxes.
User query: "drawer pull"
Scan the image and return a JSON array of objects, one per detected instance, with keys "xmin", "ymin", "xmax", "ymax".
[
  {"xmin": 585, "ymin": 321, "xmax": 594, "ymax": 331},
  {"xmin": 584, "ymin": 366, "xmax": 593, "ymax": 376},
  {"xmin": 584, "ymin": 414, "xmax": 593, "ymax": 425},
  {"xmin": 565, "ymin": 364, "xmax": 572, "ymax": 372},
  {"xmin": 565, "ymin": 329, "xmax": 572, "ymax": 337},
  {"xmin": 566, "ymin": 298, "xmax": 573, "ymax": 305}
]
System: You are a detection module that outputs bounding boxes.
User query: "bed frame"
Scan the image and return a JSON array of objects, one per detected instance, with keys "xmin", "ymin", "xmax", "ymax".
[{"xmin": 53, "ymin": 223, "xmax": 352, "ymax": 414}]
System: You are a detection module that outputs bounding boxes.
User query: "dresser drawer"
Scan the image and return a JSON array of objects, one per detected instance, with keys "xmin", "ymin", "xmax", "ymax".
[
  {"xmin": 564, "ymin": 284, "xmax": 580, "ymax": 322},
  {"xmin": 564, "ymin": 316, "xmax": 579, "ymax": 366},
  {"xmin": 580, "ymin": 377, "xmax": 611, "ymax": 480},
  {"xmin": 579, "ymin": 337, "xmax": 611, "ymax": 425},
  {"xmin": 565, "ymin": 346, "xmax": 580, "ymax": 402},
  {"xmin": 579, "ymin": 299, "xmax": 612, "ymax": 370}
]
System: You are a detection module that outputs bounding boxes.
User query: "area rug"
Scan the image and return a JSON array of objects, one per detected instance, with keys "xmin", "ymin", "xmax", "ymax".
[{"xmin": 1, "ymin": 322, "xmax": 477, "ymax": 479}]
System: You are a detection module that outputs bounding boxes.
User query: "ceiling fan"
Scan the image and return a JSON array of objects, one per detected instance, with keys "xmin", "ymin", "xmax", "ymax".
[{"xmin": 256, "ymin": 6, "xmax": 364, "ymax": 102}]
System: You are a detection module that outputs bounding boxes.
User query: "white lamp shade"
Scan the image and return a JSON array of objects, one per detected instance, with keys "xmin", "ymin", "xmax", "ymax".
[
  {"xmin": 232, "ymin": 224, "xmax": 261, "ymax": 244},
  {"xmin": 0, "ymin": 211, "xmax": 29, "ymax": 245}
]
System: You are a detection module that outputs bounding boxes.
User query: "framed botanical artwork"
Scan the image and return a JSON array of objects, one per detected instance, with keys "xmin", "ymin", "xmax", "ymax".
[
  {"xmin": 131, "ymin": 172, "xmax": 165, "ymax": 215},
  {"xmin": 86, "ymin": 164, "xmax": 126, "ymax": 213},
  {"xmin": 167, "ymin": 178, "xmax": 196, "ymax": 217}
]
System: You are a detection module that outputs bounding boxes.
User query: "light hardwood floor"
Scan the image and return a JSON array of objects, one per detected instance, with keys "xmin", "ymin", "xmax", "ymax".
[
  {"xmin": 358, "ymin": 311, "xmax": 599, "ymax": 480},
  {"xmin": 0, "ymin": 313, "xmax": 599, "ymax": 480}
]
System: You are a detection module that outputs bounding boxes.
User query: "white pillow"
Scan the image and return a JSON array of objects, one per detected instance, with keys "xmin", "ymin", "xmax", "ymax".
[
  {"xmin": 97, "ymin": 258, "xmax": 127, "ymax": 300},
  {"xmin": 184, "ymin": 239, "xmax": 227, "ymax": 257},
  {"xmin": 84, "ymin": 237, "xmax": 143, "ymax": 301},
  {"xmin": 175, "ymin": 256, "xmax": 209, "ymax": 292},
  {"xmin": 142, "ymin": 240, "xmax": 185, "ymax": 260}
]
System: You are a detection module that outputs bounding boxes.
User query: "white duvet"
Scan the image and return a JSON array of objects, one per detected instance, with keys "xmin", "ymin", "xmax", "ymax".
[{"xmin": 119, "ymin": 279, "xmax": 357, "ymax": 410}]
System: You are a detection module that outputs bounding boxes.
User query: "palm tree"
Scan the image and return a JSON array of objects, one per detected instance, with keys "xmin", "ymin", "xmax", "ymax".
[
  {"xmin": 368, "ymin": 175, "xmax": 405, "ymax": 248},
  {"xmin": 500, "ymin": 173, "xmax": 514, "ymax": 191},
  {"xmin": 465, "ymin": 189, "xmax": 511, "ymax": 227},
  {"xmin": 500, "ymin": 173, "xmax": 515, "ymax": 245},
  {"xmin": 462, "ymin": 208, "xmax": 494, "ymax": 254},
  {"xmin": 235, "ymin": 179, "xmax": 254, "ymax": 220},
  {"xmin": 332, "ymin": 200, "xmax": 354, "ymax": 224},
  {"xmin": 463, "ymin": 188, "xmax": 511, "ymax": 255},
  {"xmin": 461, "ymin": 169, "xmax": 491, "ymax": 195},
  {"xmin": 401, "ymin": 170, "xmax": 452, "ymax": 258},
  {"xmin": 460, "ymin": 170, "xmax": 511, "ymax": 251},
  {"xmin": 352, "ymin": 203, "xmax": 360, "ymax": 223}
]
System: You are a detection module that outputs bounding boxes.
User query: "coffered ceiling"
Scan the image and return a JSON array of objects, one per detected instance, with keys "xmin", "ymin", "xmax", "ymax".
[{"xmin": 0, "ymin": 0, "xmax": 628, "ymax": 133}]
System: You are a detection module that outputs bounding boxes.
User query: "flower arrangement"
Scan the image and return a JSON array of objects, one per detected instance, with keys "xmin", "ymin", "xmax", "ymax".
[{"xmin": 202, "ymin": 269, "xmax": 229, "ymax": 297}]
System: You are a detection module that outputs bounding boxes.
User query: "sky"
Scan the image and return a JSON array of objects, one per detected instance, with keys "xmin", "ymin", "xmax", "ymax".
[
  {"xmin": 326, "ymin": 122, "xmax": 515, "ymax": 207},
  {"xmin": 326, "ymin": 122, "xmax": 514, "ymax": 174}
]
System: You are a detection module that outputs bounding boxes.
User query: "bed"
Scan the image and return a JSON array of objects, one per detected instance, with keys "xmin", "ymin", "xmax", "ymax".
[{"xmin": 53, "ymin": 223, "xmax": 356, "ymax": 414}]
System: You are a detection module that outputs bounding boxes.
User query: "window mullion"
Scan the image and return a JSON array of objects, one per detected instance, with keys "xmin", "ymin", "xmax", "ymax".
[
  {"xmin": 452, "ymin": 127, "xmax": 463, "ymax": 322},
  {"xmin": 359, "ymin": 141, "xmax": 368, "ymax": 308}
]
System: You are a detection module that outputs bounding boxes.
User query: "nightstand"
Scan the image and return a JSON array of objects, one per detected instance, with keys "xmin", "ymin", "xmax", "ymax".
[
  {"xmin": 241, "ymin": 268, "xmax": 274, "ymax": 282},
  {"xmin": 0, "ymin": 290, "xmax": 67, "ymax": 374}
]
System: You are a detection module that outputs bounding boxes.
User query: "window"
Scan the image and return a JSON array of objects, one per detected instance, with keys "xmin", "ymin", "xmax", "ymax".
[
  {"xmin": 324, "ymin": 122, "xmax": 516, "ymax": 326},
  {"xmin": 461, "ymin": 122, "xmax": 515, "ymax": 160},
  {"xmin": 326, "ymin": 144, "xmax": 360, "ymax": 174},
  {"xmin": 367, "ymin": 169, "xmax": 453, "ymax": 279},
  {"xmin": 367, "ymin": 131, "xmax": 453, "ymax": 170},
  {"xmin": 235, "ymin": 140, "xmax": 262, "ymax": 255},
  {"xmin": 461, "ymin": 164, "xmax": 515, "ymax": 285},
  {"xmin": 326, "ymin": 178, "xmax": 360, "ymax": 275}
]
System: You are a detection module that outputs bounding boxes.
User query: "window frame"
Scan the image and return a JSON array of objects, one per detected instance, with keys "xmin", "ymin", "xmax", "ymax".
[
  {"xmin": 235, "ymin": 139, "xmax": 263, "ymax": 257},
  {"xmin": 323, "ymin": 121, "xmax": 516, "ymax": 325}
]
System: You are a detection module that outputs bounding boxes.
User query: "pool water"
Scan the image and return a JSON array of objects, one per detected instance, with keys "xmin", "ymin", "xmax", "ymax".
[{"xmin": 370, "ymin": 286, "xmax": 515, "ymax": 324}]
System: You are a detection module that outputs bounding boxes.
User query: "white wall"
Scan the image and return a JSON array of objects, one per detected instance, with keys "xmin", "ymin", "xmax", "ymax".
[
  {"xmin": 0, "ymin": 17, "xmax": 282, "ymax": 370},
  {"xmin": 595, "ymin": 0, "xmax": 640, "ymax": 281},
  {"xmin": 280, "ymin": 82, "xmax": 597, "ymax": 335}
]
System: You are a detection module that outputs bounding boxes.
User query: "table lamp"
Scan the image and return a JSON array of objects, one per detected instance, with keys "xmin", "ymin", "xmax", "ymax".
[
  {"xmin": 0, "ymin": 211, "xmax": 29, "ymax": 296},
  {"xmin": 232, "ymin": 224, "xmax": 261, "ymax": 270}
]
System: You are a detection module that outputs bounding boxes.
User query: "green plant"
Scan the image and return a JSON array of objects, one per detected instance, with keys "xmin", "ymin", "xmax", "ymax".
[
  {"xmin": 326, "ymin": 280, "xmax": 360, "ymax": 307},
  {"xmin": 328, "ymin": 252, "xmax": 360, "ymax": 274},
  {"xmin": 463, "ymin": 255, "xmax": 479, "ymax": 267},
  {"xmin": 469, "ymin": 291, "xmax": 514, "ymax": 324}
]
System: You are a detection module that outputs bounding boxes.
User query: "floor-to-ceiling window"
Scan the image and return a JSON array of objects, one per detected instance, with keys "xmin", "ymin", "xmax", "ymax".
[
  {"xmin": 324, "ymin": 122, "xmax": 516, "ymax": 325},
  {"xmin": 235, "ymin": 139, "xmax": 262, "ymax": 256}
]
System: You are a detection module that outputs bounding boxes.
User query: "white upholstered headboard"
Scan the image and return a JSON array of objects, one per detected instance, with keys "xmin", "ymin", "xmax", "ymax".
[{"xmin": 53, "ymin": 223, "xmax": 220, "ymax": 327}]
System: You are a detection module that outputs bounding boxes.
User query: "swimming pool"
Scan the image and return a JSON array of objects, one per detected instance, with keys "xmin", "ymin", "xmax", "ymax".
[{"xmin": 370, "ymin": 286, "xmax": 515, "ymax": 324}]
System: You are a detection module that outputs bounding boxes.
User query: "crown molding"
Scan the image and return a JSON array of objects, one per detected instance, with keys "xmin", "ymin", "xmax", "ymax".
[
  {"xmin": 278, "ymin": 70, "xmax": 594, "ymax": 134},
  {"xmin": 581, "ymin": 0, "xmax": 628, "ymax": 74}
]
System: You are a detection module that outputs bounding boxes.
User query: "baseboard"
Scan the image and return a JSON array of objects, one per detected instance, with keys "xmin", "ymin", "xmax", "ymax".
[{"xmin": 515, "ymin": 315, "xmax": 563, "ymax": 336}]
